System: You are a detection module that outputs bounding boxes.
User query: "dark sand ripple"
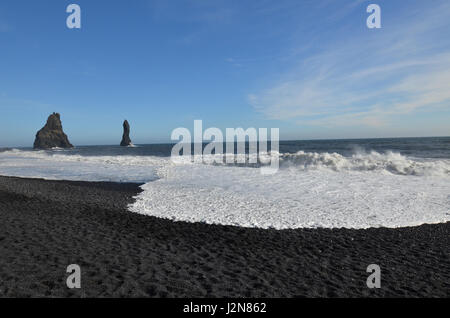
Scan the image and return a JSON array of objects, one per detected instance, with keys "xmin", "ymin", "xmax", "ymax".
[{"xmin": 0, "ymin": 176, "xmax": 448, "ymax": 297}]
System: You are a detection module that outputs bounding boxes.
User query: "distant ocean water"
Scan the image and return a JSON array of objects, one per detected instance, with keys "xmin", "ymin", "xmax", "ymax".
[{"xmin": 1, "ymin": 137, "xmax": 449, "ymax": 229}]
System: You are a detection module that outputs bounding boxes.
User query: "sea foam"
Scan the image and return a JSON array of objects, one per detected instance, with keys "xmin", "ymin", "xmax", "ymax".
[
  {"xmin": 129, "ymin": 161, "xmax": 450, "ymax": 229},
  {"xmin": 0, "ymin": 149, "xmax": 449, "ymax": 229}
]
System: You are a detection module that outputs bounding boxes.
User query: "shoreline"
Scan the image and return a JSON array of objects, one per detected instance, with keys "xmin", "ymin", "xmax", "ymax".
[
  {"xmin": 0, "ymin": 175, "xmax": 448, "ymax": 297},
  {"xmin": 0, "ymin": 174, "xmax": 447, "ymax": 231}
]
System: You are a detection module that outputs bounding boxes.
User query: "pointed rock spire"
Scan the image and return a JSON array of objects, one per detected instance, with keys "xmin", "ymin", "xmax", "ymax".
[
  {"xmin": 120, "ymin": 120, "xmax": 132, "ymax": 146},
  {"xmin": 33, "ymin": 113, "xmax": 73, "ymax": 149}
]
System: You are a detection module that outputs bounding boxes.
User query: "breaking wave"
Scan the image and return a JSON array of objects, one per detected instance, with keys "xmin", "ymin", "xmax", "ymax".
[
  {"xmin": 278, "ymin": 150, "xmax": 450, "ymax": 176},
  {"xmin": 173, "ymin": 150, "xmax": 450, "ymax": 176}
]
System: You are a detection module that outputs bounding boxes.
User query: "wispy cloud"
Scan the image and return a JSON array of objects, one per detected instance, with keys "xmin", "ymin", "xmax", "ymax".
[{"xmin": 249, "ymin": 1, "xmax": 450, "ymax": 129}]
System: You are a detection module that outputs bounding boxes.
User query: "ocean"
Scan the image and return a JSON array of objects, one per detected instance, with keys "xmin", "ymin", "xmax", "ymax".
[{"xmin": 0, "ymin": 137, "xmax": 449, "ymax": 229}]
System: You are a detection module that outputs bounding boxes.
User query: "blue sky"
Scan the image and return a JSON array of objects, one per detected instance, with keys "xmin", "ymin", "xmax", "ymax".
[{"xmin": 0, "ymin": 0, "xmax": 449, "ymax": 147}]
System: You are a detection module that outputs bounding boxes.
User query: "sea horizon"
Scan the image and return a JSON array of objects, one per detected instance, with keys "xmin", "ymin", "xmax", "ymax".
[{"xmin": 3, "ymin": 135, "xmax": 450, "ymax": 150}]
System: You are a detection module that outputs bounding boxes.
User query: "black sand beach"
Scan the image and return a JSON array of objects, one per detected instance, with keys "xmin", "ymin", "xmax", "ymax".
[{"xmin": 0, "ymin": 175, "xmax": 448, "ymax": 297}]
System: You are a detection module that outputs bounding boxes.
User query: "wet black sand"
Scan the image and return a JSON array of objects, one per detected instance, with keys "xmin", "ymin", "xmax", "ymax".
[{"xmin": 0, "ymin": 175, "xmax": 448, "ymax": 297}]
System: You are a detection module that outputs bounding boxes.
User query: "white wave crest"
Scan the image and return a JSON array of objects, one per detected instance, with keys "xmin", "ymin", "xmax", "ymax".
[
  {"xmin": 278, "ymin": 150, "xmax": 450, "ymax": 176},
  {"xmin": 170, "ymin": 149, "xmax": 450, "ymax": 176}
]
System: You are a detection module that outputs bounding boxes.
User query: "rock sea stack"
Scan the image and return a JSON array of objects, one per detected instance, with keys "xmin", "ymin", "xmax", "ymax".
[
  {"xmin": 120, "ymin": 120, "xmax": 132, "ymax": 146},
  {"xmin": 33, "ymin": 113, "xmax": 73, "ymax": 149}
]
